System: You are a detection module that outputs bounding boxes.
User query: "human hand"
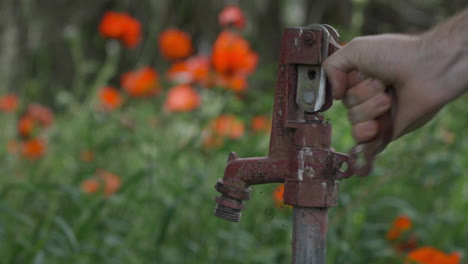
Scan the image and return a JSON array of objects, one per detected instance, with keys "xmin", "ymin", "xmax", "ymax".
[{"xmin": 323, "ymin": 32, "xmax": 466, "ymax": 143}]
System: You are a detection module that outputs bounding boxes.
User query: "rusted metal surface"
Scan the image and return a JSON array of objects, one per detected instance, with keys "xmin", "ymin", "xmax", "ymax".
[
  {"xmin": 213, "ymin": 24, "xmax": 390, "ymax": 263},
  {"xmin": 292, "ymin": 207, "xmax": 328, "ymax": 264}
]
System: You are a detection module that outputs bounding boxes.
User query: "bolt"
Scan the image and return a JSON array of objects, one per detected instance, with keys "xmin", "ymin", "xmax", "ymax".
[
  {"xmin": 302, "ymin": 32, "xmax": 316, "ymax": 46},
  {"xmin": 303, "ymin": 91, "xmax": 315, "ymax": 104}
]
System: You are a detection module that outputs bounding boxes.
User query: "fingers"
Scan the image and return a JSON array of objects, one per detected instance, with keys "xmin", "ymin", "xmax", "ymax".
[
  {"xmin": 348, "ymin": 93, "xmax": 391, "ymax": 124},
  {"xmin": 323, "ymin": 37, "xmax": 370, "ymax": 100},
  {"xmin": 344, "ymin": 78, "xmax": 392, "ymax": 143},
  {"xmin": 352, "ymin": 120, "xmax": 378, "ymax": 143},
  {"xmin": 344, "ymin": 78, "xmax": 386, "ymax": 108}
]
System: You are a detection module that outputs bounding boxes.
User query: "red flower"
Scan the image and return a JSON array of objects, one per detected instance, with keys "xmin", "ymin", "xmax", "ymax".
[
  {"xmin": 0, "ymin": 94, "xmax": 19, "ymax": 112},
  {"xmin": 407, "ymin": 247, "xmax": 461, "ymax": 264},
  {"xmin": 81, "ymin": 179, "xmax": 100, "ymax": 194},
  {"xmin": 18, "ymin": 115, "xmax": 35, "ymax": 138},
  {"xmin": 21, "ymin": 138, "xmax": 46, "ymax": 160},
  {"xmin": 251, "ymin": 115, "xmax": 271, "ymax": 133},
  {"xmin": 159, "ymin": 29, "xmax": 193, "ymax": 61},
  {"xmin": 27, "ymin": 104, "xmax": 54, "ymax": 127},
  {"xmin": 219, "ymin": 5, "xmax": 246, "ymax": 29},
  {"xmin": 99, "ymin": 11, "xmax": 141, "ymax": 48},
  {"xmin": 167, "ymin": 55, "xmax": 211, "ymax": 85},
  {"xmin": 97, "ymin": 170, "xmax": 122, "ymax": 197},
  {"xmin": 387, "ymin": 214, "xmax": 412, "ymax": 241},
  {"xmin": 212, "ymin": 31, "xmax": 258, "ymax": 76},
  {"xmin": 81, "ymin": 170, "xmax": 122, "ymax": 197},
  {"xmin": 164, "ymin": 85, "xmax": 201, "ymax": 112},
  {"xmin": 121, "ymin": 67, "xmax": 160, "ymax": 97},
  {"xmin": 212, "ymin": 114, "xmax": 245, "ymax": 139},
  {"xmin": 273, "ymin": 184, "xmax": 292, "ymax": 209},
  {"xmin": 99, "ymin": 86, "xmax": 123, "ymax": 110}
]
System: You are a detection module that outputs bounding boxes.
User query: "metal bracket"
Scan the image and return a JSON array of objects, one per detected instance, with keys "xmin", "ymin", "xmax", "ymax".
[{"xmin": 296, "ymin": 65, "xmax": 326, "ymax": 113}]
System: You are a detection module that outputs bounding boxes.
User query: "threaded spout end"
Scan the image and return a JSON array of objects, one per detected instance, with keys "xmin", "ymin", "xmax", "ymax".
[{"xmin": 214, "ymin": 204, "xmax": 242, "ymax": 222}]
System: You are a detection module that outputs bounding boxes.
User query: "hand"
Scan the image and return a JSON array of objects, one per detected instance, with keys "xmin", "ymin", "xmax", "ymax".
[{"xmin": 323, "ymin": 32, "xmax": 466, "ymax": 143}]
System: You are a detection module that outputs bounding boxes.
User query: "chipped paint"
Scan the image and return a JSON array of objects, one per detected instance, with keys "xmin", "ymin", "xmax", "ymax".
[{"xmin": 298, "ymin": 148, "xmax": 313, "ymax": 181}]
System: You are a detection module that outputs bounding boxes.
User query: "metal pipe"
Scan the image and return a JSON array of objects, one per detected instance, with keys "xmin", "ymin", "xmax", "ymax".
[{"xmin": 292, "ymin": 207, "xmax": 328, "ymax": 264}]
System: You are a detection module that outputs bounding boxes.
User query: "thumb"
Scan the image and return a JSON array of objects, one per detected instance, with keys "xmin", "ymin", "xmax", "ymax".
[{"xmin": 323, "ymin": 40, "xmax": 363, "ymax": 100}]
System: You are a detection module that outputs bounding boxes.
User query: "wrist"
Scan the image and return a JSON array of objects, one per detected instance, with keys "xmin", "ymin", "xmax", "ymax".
[{"xmin": 419, "ymin": 9, "xmax": 468, "ymax": 103}]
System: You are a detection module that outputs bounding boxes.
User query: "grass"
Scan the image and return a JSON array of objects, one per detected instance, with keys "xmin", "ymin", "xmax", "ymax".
[{"xmin": 1, "ymin": 87, "xmax": 467, "ymax": 264}]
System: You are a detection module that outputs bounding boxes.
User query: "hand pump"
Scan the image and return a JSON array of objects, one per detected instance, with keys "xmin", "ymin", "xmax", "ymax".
[{"xmin": 213, "ymin": 24, "xmax": 392, "ymax": 264}]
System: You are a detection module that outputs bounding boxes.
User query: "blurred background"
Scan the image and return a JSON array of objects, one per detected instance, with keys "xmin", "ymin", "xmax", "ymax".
[{"xmin": 0, "ymin": 0, "xmax": 467, "ymax": 263}]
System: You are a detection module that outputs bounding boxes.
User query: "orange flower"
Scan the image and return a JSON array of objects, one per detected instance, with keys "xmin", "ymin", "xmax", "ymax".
[
  {"xmin": 121, "ymin": 67, "xmax": 160, "ymax": 97},
  {"xmin": 81, "ymin": 170, "xmax": 122, "ymax": 197},
  {"xmin": 99, "ymin": 86, "xmax": 123, "ymax": 110},
  {"xmin": 212, "ymin": 31, "xmax": 258, "ymax": 76},
  {"xmin": 99, "ymin": 11, "xmax": 141, "ymax": 48},
  {"xmin": 81, "ymin": 179, "xmax": 100, "ymax": 194},
  {"xmin": 394, "ymin": 215, "xmax": 412, "ymax": 231},
  {"xmin": 387, "ymin": 214, "xmax": 412, "ymax": 241},
  {"xmin": 18, "ymin": 115, "xmax": 36, "ymax": 138},
  {"xmin": 21, "ymin": 138, "xmax": 46, "ymax": 160},
  {"xmin": 164, "ymin": 84, "xmax": 200, "ymax": 112},
  {"xmin": 0, "ymin": 94, "xmax": 19, "ymax": 112},
  {"xmin": 219, "ymin": 5, "xmax": 246, "ymax": 29},
  {"xmin": 226, "ymin": 74, "xmax": 247, "ymax": 93},
  {"xmin": 212, "ymin": 114, "xmax": 245, "ymax": 139},
  {"xmin": 407, "ymin": 247, "xmax": 461, "ymax": 264},
  {"xmin": 159, "ymin": 29, "xmax": 193, "ymax": 60},
  {"xmin": 273, "ymin": 184, "xmax": 291, "ymax": 209},
  {"xmin": 97, "ymin": 170, "xmax": 122, "ymax": 197},
  {"xmin": 167, "ymin": 55, "xmax": 211, "ymax": 85},
  {"xmin": 251, "ymin": 115, "xmax": 271, "ymax": 133},
  {"xmin": 27, "ymin": 104, "xmax": 54, "ymax": 127}
]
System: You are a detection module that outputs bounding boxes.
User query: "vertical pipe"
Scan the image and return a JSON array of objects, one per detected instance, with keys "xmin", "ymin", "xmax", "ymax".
[{"xmin": 292, "ymin": 207, "xmax": 328, "ymax": 264}]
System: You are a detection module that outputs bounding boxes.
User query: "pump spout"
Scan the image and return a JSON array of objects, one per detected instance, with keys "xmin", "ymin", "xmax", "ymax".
[{"xmin": 214, "ymin": 152, "xmax": 288, "ymax": 222}]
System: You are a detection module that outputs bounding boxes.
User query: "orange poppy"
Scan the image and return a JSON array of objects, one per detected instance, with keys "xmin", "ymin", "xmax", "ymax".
[
  {"xmin": 212, "ymin": 114, "xmax": 245, "ymax": 139},
  {"xmin": 273, "ymin": 183, "xmax": 291, "ymax": 209},
  {"xmin": 97, "ymin": 170, "xmax": 122, "ymax": 197},
  {"xmin": 219, "ymin": 5, "xmax": 246, "ymax": 29},
  {"xmin": 99, "ymin": 11, "xmax": 141, "ymax": 48},
  {"xmin": 0, "ymin": 94, "xmax": 19, "ymax": 112},
  {"xmin": 164, "ymin": 84, "xmax": 201, "ymax": 112},
  {"xmin": 229, "ymin": 75, "xmax": 247, "ymax": 93},
  {"xmin": 81, "ymin": 170, "xmax": 122, "ymax": 197},
  {"xmin": 99, "ymin": 86, "xmax": 123, "ymax": 110},
  {"xmin": 387, "ymin": 214, "xmax": 412, "ymax": 241},
  {"xmin": 394, "ymin": 215, "xmax": 412, "ymax": 230},
  {"xmin": 18, "ymin": 115, "xmax": 36, "ymax": 138},
  {"xmin": 21, "ymin": 138, "xmax": 46, "ymax": 160},
  {"xmin": 26, "ymin": 104, "xmax": 54, "ymax": 127},
  {"xmin": 212, "ymin": 31, "xmax": 258, "ymax": 76},
  {"xmin": 159, "ymin": 29, "xmax": 193, "ymax": 60},
  {"xmin": 121, "ymin": 67, "xmax": 160, "ymax": 97},
  {"xmin": 251, "ymin": 115, "xmax": 271, "ymax": 133},
  {"xmin": 407, "ymin": 247, "xmax": 461, "ymax": 264},
  {"xmin": 167, "ymin": 55, "xmax": 211, "ymax": 85},
  {"xmin": 81, "ymin": 179, "xmax": 100, "ymax": 194}
]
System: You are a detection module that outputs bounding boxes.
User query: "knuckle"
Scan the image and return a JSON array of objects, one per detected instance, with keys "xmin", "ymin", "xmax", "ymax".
[{"xmin": 370, "ymin": 79, "xmax": 385, "ymax": 92}]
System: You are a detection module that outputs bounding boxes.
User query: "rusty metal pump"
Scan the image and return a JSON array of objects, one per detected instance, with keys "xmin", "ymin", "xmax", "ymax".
[{"xmin": 213, "ymin": 24, "xmax": 392, "ymax": 263}]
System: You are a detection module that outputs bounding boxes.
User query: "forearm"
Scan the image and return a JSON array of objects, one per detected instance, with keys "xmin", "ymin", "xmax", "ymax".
[{"xmin": 419, "ymin": 8, "xmax": 468, "ymax": 103}]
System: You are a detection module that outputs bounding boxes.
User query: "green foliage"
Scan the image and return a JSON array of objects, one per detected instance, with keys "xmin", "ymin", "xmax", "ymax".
[{"xmin": 1, "ymin": 89, "xmax": 467, "ymax": 263}]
